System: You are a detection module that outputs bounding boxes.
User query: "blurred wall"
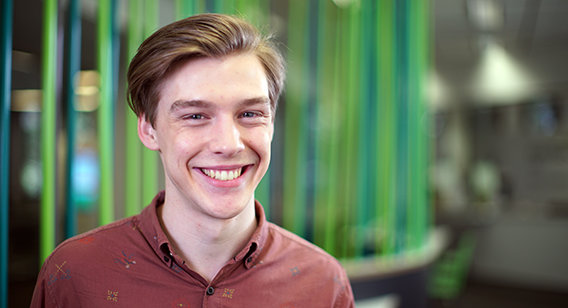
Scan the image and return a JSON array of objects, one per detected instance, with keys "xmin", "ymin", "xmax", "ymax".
[{"xmin": 433, "ymin": 0, "xmax": 568, "ymax": 292}]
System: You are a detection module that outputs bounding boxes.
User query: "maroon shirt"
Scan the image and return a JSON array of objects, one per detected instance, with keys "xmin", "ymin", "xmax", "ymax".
[{"xmin": 31, "ymin": 192, "xmax": 354, "ymax": 307}]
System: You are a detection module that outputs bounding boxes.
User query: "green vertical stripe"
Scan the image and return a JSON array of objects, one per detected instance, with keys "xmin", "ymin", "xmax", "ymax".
[
  {"xmin": 330, "ymin": 5, "xmax": 346, "ymax": 258},
  {"xmin": 415, "ymin": 0, "xmax": 430, "ymax": 248},
  {"xmin": 329, "ymin": 7, "xmax": 344, "ymax": 256},
  {"xmin": 423, "ymin": 0, "xmax": 432, "ymax": 246},
  {"xmin": 313, "ymin": 0, "xmax": 342, "ymax": 255},
  {"xmin": 234, "ymin": 0, "xmax": 268, "ymax": 27},
  {"xmin": 212, "ymin": 0, "xmax": 224, "ymax": 12},
  {"xmin": 111, "ymin": 0, "xmax": 120, "ymax": 130},
  {"xmin": 64, "ymin": 0, "xmax": 81, "ymax": 237},
  {"xmin": 175, "ymin": 0, "xmax": 184, "ymax": 20},
  {"xmin": 283, "ymin": 0, "xmax": 309, "ymax": 236},
  {"xmin": 98, "ymin": 0, "xmax": 114, "ymax": 225},
  {"xmin": 142, "ymin": 0, "xmax": 160, "ymax": 206},
  {"xmin": 280, "ymin": 0, "xmax": 430, "ymax": 258},
  {"xmin": 312, "ymin": 0, "xmax": 327, "ymax": 249},
  {"xmin": 395, "ymin": 0, "xmax": 410, "ymax": 254},
  {"xmin": 195, "ymin": 0, "xmax": 205, "ymax": 14},
  {"xmin": 40, "ymin": 0, "xmax": 57, "ymax": 263},
  {"xmin": 176, "ymin": 0, "xmax": 196, "ymax": 20},
  {"xmin": 125, "ymin": 0, "xmax": 144, "ymax": 217},
  {"xmin": 323, "ymin": 4, "xmax": 341, "ymax": 256},
  {"xmin": 339, "ymin": 3, "xmax": 360, "ymax": 259},
  {"xmin": 407, "ymin": 0, "xmax": 418, "ymax": 250},
  {"xmin": 355, "ymin": 0, "xmax": 377, "ymax": 257},
  {"xmin": 0, "ymin": 0, "xmax": 12, "ymax": 305},
  {"xmin": 405, "ymin": 0, "xmax": 430, "ymax": 251},
  {"xmin": 377, "ymin": 0, "xmax": 396, "ymax": 256}
]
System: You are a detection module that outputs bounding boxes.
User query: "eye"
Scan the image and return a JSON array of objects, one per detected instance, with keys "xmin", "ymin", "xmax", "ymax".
[
  {"xmin": 183, "ymin": 114, "xmax": 205, "ymax": 120},
  {"xmin": 241, "ymin": 111, "xmax": 257, "ymax": 118}
]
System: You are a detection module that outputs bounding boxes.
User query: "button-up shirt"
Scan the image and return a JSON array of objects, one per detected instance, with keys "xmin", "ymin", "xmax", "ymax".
[{"xmin": 31, "ymin": 192, "xmax": 354, "ymax": 307}]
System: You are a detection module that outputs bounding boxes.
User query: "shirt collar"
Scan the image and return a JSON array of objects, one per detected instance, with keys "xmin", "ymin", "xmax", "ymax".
[
  {"xmin": 137, "ymin": 191, "xmax": 172, "ymax": 265},
  {"xmin": 136, "ymin": 191, "xmax": 269, "ymax": 269},
  {"xmin": 235, "ymin": 200, "xmax": 269, "ymax": 269}
]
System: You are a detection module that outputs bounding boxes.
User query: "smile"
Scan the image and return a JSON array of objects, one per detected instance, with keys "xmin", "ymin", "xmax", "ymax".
[{"xmin": 201, "ymin": 168, "xmax": 243, "ymax": 181}]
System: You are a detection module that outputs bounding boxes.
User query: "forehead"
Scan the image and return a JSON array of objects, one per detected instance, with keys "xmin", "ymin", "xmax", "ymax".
[{"xmin": 157, "ymin": 53, "xmax": 269, "ymax": 109}]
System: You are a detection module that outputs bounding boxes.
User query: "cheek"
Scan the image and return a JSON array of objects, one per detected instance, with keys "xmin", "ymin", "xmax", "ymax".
[
  {"xmin": 162, "ymin": 132, "xmax": 198, "ymax": 158},
  {"xmin": 254, "ymin": 132, "xmax": 273, "ymax": 157},
  {"xmin": 258, "ymin": 123, "xmax": 274, "ymax": 146},
  {"xmin": 177, "ymin": 137, "xmax": 202, "ymax": 158}
]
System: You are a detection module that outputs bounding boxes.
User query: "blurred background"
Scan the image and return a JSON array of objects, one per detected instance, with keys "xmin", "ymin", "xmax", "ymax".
[{"xmin": 0, "ymin": 0, "xmax": 567, "ymax": 307}]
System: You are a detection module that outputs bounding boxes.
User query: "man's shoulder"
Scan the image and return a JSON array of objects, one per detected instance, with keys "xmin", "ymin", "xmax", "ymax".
[
  {"xmin": 262, "ymin": 222, "xmax": 354, "ymax": 306},
  {"xmin": 44, "ymin": 216, "xmax": 140, "ymax": 266},
  {"xmin": 265, "ymin": 222, "xmax": 343, "ymax": 268},
  {"xmin": 32, "ymin": 215, "xmax": 162, "ymax": 307}
]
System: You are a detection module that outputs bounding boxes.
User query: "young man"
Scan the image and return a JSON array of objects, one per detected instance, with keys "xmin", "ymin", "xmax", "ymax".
[{"xmin": 31, "ymin": 14, "xmax": 354, "ymax": 307}]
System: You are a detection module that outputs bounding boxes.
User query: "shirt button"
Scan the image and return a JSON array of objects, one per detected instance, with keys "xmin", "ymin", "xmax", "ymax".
[{"xmin": 206, "ymin": 286, "xmax": 215, "ymax": 295}]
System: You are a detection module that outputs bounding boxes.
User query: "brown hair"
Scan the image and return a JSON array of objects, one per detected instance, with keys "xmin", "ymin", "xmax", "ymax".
[{"xmin": 127, "ymin": 13, "xmax": 285, "ymax": 126}]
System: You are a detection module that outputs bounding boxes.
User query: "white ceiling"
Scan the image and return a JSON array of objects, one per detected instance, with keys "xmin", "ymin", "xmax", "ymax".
[{"xmin": 433, "ymin": 0, "xmax": 568, "ymax": 105}]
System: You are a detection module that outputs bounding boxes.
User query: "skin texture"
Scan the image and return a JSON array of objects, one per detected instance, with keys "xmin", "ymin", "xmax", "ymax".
[{"xmin": 137, "ymin": 53, "xmax": 274, "ymax": 281}]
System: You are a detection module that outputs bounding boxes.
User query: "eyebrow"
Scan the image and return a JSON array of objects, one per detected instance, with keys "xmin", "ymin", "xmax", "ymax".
[
  {"xmin": 238, "ymin": 97, "xmax": 271, "ymax": 109},
  {"xmin": 169, "ymin": 99, "xmax": 212, "ymax": 114},
  {"xmin": 169, "ymin": 97, "xmax": 271, "ymax": 113}
]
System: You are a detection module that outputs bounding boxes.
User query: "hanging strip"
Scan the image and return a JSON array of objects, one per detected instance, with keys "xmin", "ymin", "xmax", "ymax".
[
  {"xmin": 282, "ymin": 0, "xmax": 310, "ymax": 238},
  {"xmin": 64, "ymin": 0, "xmax": 81, "ymax": 238},
  {"xmin": 40, "ymin": 0, "xmax": 58, "ymax": 263},
  {"xmin": 98, "ymin": 0, "xmax": 115, "ymax": 225},
  {"xmin": 141, "ymin": 0, "xmax": 160, "ymax": 207},
  {"xmin": 124, "ymin": 0, "xmax": 144, "ymax": 217},
  {"xmin": 0, "ymin": 0, "xmax": 13, "ymax": 305}
]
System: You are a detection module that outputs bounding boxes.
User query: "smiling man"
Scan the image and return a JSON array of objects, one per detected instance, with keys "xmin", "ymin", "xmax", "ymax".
[{"xmin": 31, "ymin": 14, "xmax": 354, "ymax": 307}]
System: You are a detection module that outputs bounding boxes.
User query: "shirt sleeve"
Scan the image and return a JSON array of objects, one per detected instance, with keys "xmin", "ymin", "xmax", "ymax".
[
  {"xmin": 334, "ymin": 286, "xmax": 355, "ymax": 308},
  {"xmin": 333, "ymin": 269, "xmax": 356, "ymax": 308},
  {"xmin": 30, "ymin": 259, "xmax": 58, "ymax": 308}
]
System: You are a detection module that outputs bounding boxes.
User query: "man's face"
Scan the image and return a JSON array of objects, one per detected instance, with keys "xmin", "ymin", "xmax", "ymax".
[{"xmin": 138, "ymin": 53, "xmax": 273, "ymax": 220}]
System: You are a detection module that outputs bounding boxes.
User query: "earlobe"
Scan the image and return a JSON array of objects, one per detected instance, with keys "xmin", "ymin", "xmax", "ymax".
[{"xmin": 138, "ymin": 116, "xmax": 160, "ymax": 151}]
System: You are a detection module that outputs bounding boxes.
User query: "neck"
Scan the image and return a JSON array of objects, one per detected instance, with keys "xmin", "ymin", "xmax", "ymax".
[{"xmin": 159, "ymin": 195, "xmax": 257, "ymax": 283}]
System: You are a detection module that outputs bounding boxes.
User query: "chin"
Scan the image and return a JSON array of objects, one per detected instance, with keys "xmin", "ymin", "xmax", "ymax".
[{"xmin": 201, "ymin": 196, "xmax": 253, "ymax": 220}]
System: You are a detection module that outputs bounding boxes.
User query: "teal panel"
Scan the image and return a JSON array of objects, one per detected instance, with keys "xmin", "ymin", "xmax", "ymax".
[{"xmin": 0, "ymin": 0, "xmax": 12, "ymax": 305}]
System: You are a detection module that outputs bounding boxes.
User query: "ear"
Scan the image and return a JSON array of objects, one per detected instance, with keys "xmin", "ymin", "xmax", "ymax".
[{"xmin": 138, "ymin": 116, "xmax": 160, "ymax": 151}]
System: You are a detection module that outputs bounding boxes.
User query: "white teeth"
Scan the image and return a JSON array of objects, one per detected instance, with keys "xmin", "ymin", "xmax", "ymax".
[{"xmin": 202, "ymin": 168, "xmax": 242, "ymax": 181}]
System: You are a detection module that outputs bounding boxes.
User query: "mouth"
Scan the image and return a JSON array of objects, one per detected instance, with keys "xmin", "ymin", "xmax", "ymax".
[{"xmin": 200, "ymin": 166, "xmax": 248, "ymax": 181}]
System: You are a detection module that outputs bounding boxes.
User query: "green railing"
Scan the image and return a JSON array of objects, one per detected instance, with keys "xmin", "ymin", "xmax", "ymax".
[{"xmin": 0, "ymin": 0, "xmax": 431, "ymax": 303}]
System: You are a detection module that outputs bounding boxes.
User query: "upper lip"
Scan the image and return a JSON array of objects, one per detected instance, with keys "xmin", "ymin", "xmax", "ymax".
[{"xmin": 196, "ymin": 164, "xmax": 250, "ymax": 170}]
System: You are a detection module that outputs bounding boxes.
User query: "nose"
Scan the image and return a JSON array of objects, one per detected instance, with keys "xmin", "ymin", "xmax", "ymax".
[{"xmin": 209, "ymin": 116, "xmax": 245, "ymax": 156}]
